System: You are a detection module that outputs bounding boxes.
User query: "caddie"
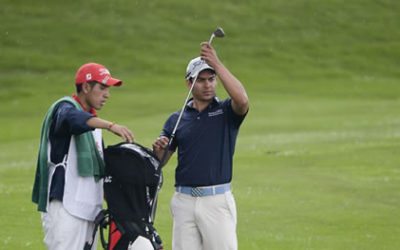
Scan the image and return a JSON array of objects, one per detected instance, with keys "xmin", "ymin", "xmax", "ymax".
[{"xmin": 32, "ymin": 62, "xmax": 134, "ymax": 250}]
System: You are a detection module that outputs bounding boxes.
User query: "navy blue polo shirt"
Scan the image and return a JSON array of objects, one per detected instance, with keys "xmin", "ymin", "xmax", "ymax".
[
  {"xmin": 48, "ymin": 101, "xmax": 94, "ymax": 201},
  {"xmin": 161, "ymin": 97, "xmax": 247, "ymax": 187}
]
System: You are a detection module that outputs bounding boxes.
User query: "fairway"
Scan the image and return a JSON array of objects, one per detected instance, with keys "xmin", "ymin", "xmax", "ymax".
[{"xmin": 1, "ymin": 0, "xmax": 400, "ymax": 249}]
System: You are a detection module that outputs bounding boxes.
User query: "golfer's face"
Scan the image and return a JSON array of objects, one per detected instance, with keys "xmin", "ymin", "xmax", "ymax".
[
  {"xmin": 191, "ymin": 70, "xmax": 217, "ymax": 102},
  {"xmin": 87, "ymin": 83, "xmax": 110, "ymax": 110}
]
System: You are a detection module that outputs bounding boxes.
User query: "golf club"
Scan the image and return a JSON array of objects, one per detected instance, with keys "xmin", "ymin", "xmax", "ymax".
[
  {"xmin": 161, "ymin": 27, "xmax": 225, "ymax": 165},
  {"xmin": 208, "ymin": 27, "xmax": 225, "ymax": 44},
  {"xmin": 150, "ymin": 28, "xmax": 225, "ymax": 222}
]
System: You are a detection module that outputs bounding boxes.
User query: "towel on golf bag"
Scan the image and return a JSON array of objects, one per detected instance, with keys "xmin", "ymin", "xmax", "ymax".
[{"xmin": 86, "ymin": 142, "xmax": 163, "ymax": 250}]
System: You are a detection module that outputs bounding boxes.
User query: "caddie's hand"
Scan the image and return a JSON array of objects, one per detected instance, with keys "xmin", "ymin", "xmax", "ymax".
[
  {"xmin": 109, "ymin": 123, "xmax": 134, "ymax": 143},
  {"xmin": 200, "ymin": 42, "xmax": 221, "ymax": 68},
  {"xmin": 152, "ymin": 136, "xmax": 169, "ymax": 152}
]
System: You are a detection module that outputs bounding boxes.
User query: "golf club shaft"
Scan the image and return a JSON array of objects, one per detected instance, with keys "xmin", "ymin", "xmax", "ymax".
[
  {"xmin": 159, "ymin": 30, "xmax": 217, "ymax": 166},
  {"xmin": 169, "ymin": 31, "xmax": 215, "ymax": 137},
  {"xmin": 159, "ymin": 80, "xmax": 197, "ymax": 165},
  {"xmin": 208, "ymin": 33, "xmax": 215, "ymax": 44}
]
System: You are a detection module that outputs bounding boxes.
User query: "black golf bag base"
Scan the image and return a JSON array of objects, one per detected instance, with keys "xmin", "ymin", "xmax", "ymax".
[{"xmin": 87, "ymin": 142, "xmax": 163, "ymax": 250}]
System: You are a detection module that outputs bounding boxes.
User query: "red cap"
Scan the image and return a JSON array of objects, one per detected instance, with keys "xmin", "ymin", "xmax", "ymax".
[{"xmin": 75, "ymin": 63, "xmax": 122, "ymax": 86}]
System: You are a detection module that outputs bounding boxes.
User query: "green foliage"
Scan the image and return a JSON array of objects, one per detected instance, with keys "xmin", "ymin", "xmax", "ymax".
[{"xmin": 1, "ymin": 0, "xmax": 400, "ymax": 249}]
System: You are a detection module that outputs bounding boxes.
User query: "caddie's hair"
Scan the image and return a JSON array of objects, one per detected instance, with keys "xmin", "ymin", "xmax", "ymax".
[{"xmin": 76, "ymin": 81, "xmax": 98, "ymax": 93}]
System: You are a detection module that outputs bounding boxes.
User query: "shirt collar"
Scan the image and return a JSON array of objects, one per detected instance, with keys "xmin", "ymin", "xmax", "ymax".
[
  {"xmin": 186, "ymin": 97, "xmax": 219, "ymax": 110},
  {"xmin": 72, "ymin": 94, "xmax": 97, "ymax": 116}
]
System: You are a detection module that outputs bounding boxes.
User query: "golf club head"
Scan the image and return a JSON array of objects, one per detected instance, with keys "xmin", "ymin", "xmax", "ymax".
[
  {"xmin": 209, "ymin": 27, "xmax": 225, "ymax": 44},
  {"xmin": 213, "ymin": 27, "xmax": 225, "ymax": 38}
]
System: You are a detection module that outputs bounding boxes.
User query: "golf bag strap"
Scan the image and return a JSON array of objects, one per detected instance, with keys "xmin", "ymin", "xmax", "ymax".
[
  {"xmin": 116, "ymin": 220, "xmax": 163, "ymax": 250},
  {"xmin": 142, "ymin": 222, "xmax": 163, "ymax": 250},
  {"xmin": 84, "ymin": 210, "xmax": 108, "ymax": 250}
]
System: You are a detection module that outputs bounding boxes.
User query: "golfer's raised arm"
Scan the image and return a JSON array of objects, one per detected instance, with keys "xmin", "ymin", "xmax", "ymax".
[{"xmin": 200, "ymin": 42, "xmax": 249, "ymax": 115}]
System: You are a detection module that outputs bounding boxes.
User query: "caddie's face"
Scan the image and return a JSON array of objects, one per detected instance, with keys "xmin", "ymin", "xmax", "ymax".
[
  {"xmin": 189, "ymin": 70, "xmax": 217, "ymax": 102},
  {"xmin": 85, "ymin": 82, "xmax": 110, "ymax": 110}
]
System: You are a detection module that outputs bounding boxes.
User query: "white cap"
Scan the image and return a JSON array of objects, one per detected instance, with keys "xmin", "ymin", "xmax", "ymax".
[{"xmin": 185, "ymin": 57, "xmax": 215, "ymax": 80}]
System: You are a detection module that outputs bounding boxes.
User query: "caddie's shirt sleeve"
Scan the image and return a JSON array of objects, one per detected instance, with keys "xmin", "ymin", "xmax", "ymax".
[
  {"xmin": 49, "ymin": 101, "xmax": 94, "ymax": 163},
  {"xmin": 52, "ymin": 102, "xmax": 94, "ymax": 136}
]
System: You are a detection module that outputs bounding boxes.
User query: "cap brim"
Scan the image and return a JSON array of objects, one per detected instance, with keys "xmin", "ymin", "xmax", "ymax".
[
  {"xmin": 105, "ymin": 77, "xmax": 123, "ymax": 87},
  {"xmin": 186, "ymin": 65, "xmax": 215, "ymax": 80}
]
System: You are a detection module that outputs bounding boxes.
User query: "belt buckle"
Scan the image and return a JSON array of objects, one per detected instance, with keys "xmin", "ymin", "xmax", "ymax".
[{"xmin": 191, "ymin": 187, "xmax": 204, "ymax": 197}]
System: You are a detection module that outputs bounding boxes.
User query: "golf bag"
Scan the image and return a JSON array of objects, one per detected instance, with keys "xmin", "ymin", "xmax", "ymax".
[{"xmin": 85, "ymin": 142, "xmax": 163, "ymax": 250}]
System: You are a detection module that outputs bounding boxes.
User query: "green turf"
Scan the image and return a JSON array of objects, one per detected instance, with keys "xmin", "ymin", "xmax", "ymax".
[{"xmin": 1, "ymin": 0, "xmax": 400, "ymax": 249}]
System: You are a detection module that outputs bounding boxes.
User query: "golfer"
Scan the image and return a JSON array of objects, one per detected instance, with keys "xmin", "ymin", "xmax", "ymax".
[
  {"xmin": 32, "ymin": 62, "xmax": 134, "ymax": 250},
  {"xmin": 153, "ymin": 42, "xmax": 249, "ymax": 250}
]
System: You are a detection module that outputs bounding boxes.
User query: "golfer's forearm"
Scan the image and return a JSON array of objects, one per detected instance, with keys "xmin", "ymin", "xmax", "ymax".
[
  {"xmin": 153, "ymin": 149, "xmax": 163, "ymax": 162},
  {"xmin": 215, "ymin": 64, "xmax": 249, "ymax": 114},
  {"xmin": 155, "ymin": 150, "xmax": 173, "ymax": 167}
]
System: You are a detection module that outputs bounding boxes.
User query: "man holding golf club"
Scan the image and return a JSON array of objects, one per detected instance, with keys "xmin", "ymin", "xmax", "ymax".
[
  {"xmin": 32, "ymin": 62, "xmax": 134, "ymax": 249},
  {"xmin": 153, "ymin": 28, "xmax": 249, "ymax": 250}
]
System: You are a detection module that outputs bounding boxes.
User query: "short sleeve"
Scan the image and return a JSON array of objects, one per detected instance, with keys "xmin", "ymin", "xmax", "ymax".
[
  {"xmin": 52, "ymin": 102, "xmax": 94, "ymax": 136},
  {"xmin": 222, "ymin": 99, "xmax": 248, "ymax": 129}
]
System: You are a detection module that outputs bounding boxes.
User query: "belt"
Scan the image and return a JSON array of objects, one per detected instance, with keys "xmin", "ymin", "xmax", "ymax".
[{"xmin": 175, "ymin": 183, "xmax": 231, "ymax": 197}]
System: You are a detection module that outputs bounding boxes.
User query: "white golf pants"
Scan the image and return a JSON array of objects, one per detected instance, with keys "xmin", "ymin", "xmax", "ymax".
[
  {"xmin": 170, "ymin": 191, "xmax": 237, "ymax": 250},
  {"xmin": 41, "ymin": 201, "xmax": 97, "ymax": 250}
]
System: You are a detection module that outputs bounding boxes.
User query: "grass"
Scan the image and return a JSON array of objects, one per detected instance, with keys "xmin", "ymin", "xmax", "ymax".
[{"xmin": 1, "ymin": 0, "xmax": 400, "ymax": 249}]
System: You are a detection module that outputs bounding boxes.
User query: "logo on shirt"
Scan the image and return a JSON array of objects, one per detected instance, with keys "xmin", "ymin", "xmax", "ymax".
[{"xmin": 208, "ymin": 109, "xmax": 224, "ymax": 117}]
